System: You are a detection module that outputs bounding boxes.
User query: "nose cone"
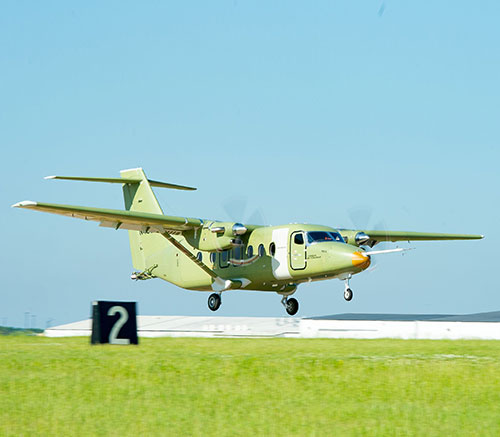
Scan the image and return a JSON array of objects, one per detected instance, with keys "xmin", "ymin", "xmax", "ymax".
[{"xmin": 351, "ymin": 251, "xmax": 371, "ymax": 270}]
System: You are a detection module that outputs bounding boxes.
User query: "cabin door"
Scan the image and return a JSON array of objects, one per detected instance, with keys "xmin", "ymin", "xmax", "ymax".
[{"xmin": 290, "ymin": 231, "xmax": 306, "ymax": 270}]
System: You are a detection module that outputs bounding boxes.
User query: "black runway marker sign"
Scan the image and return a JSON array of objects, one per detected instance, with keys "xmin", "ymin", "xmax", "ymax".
[{"xmin": 91, "ymin": 301, "xmax": 138, "ymax": 345}]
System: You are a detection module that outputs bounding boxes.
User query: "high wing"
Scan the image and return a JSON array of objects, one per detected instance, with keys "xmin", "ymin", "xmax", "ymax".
[
  {"xmin": 348, "ymin": 229, "xmax": 484, "ymax": 247},
  {"xmin": 12, "ymin": 201, "xmax": 202, "ymax": 233}
]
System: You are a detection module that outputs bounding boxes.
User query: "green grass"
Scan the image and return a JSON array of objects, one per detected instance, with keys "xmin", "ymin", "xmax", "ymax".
[{"xmin": 2, "ymin": 337, "xmax": 500, "ymax": 436}]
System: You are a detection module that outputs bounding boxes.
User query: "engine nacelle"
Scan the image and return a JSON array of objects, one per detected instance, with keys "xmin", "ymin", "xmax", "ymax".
[
  {"xmin": 184, "ymin": 222, "xmax": 248, "ymax": 252},
  {"xmin": 339, "ymin": 230, "xmax": 372, "ymax": 247}
]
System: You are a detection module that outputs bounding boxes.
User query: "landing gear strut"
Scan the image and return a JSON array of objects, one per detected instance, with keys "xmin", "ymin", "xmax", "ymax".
[
  {"xmin": 208, "ymin": 293, "xmax": 221, "ymax": 311},
  {"xmin": 281, "ymin": 296, "xmax": 299, "ymax": 316},
  {"xmin": 344, "ymin": 275, "xmax": 353, "ymax": 301}
]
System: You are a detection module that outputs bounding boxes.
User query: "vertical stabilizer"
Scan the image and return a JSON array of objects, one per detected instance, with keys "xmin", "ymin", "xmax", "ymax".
[
  {"xmin": 121, "ymin": 168, "xmax": 163, "ymax": 214},
  {"xmin": 121, "ymin": 168, "xmax": 166, "ymax": 271}
]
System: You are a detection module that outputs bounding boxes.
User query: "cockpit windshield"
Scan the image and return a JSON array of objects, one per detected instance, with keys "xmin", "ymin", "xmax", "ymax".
[{"xmin": 307, "ymin": 231, "xmax": 345, "ymax": 244}]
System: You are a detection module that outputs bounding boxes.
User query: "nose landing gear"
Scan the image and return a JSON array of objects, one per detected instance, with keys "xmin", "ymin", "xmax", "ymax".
[
  {"xmin": 344, "ymin": 288, "xmax": 353, "ymax": 301},
  {"xmin": 344, "ymin": 275, "xmax": 353, "ymax": 301}
]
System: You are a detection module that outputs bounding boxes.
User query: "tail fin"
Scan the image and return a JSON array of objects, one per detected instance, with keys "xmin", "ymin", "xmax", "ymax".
[
  {"xmin": 44, "ymin": 168, "xmax": 195, "ymax": 274},
  {"xmin": 120, "ymin": 168, "xmax": 167, "ymax": 272},
  {"xmin": 121, "ymin": 168, "xmax": 164, "ymax": 215}
]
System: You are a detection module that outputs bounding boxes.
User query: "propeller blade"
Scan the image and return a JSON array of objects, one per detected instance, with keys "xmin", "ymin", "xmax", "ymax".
[
  {"xmin": 222, "ymin": 196, "xmax": 248, "ymax": 222},
  {"xmin": 247, "ymin": 208, "xmax": 267, "ymax": 226},
  {"xmin": 222, "ymin": 196, "xmax": 267, "ymax": 226},
  {"xmin": 364, "ymin": 248, "xmax": 414, "ymax": 256},
  {"xmin": 348, "ymin": 206, "xmax": 373, "ymax": 229}
]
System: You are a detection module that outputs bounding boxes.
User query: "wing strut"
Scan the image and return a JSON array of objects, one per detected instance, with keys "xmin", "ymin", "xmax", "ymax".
[
  {"xmin": 161, "ymin": 232, "xmax": 218, "ymax": 279},
  {"xmin": 161, "ymin": 232, "xmax": 243, "ymax": 293},
  {"xmin": 160, "ymin": 232, "xmax": 240, "ymax": 292}
]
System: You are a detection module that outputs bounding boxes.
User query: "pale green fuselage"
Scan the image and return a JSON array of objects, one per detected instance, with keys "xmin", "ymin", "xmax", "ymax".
[{"xmin": 134, "ymin": 224, "xmax": 367, "ymax": 293}]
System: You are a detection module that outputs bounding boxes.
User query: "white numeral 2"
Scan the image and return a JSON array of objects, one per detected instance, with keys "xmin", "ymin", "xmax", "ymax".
[{"xmin": 107, "ymin": 306, "xmax": 130, "ymax": 345}]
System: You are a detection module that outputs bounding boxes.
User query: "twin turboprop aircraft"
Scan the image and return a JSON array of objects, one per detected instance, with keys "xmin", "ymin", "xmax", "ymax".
[{"xmin": 13, "ymin": 168, "xmax": 483, "ymax": 315}]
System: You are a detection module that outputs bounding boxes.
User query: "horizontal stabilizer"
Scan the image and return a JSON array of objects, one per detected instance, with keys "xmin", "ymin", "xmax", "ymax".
[{"xmin": 44, "ymin": 174, "xmax": 196, "ymax": 191}]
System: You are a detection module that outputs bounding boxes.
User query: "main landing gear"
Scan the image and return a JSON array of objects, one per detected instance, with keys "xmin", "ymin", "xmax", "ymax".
[
  {"xmin": 281, "ymin": 296, "xmax": 299, "ymax": 316},
  {"xmin": 208, "ymin": 293, "xmax": 222, "ymax": 311},
  {"xmin": 344, "ymin": 275, "xmax": 353, "ymax": 302}
]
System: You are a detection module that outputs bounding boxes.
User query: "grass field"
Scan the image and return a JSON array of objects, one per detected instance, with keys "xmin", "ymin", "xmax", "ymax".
[{"xmin": 2, "ymin": 336, "xmax": 500, "ymax": 436}]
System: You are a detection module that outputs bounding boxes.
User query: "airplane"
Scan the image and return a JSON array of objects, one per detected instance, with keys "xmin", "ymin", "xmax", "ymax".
[{"xmin": 12, "ymin": 168, "xmax": 483, "ymax": 315}]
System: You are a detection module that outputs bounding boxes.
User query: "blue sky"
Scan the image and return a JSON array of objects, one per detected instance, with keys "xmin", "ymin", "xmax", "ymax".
[{"xmin": 2, "ymin": 1, "xmax": 499, "ymax": 328}]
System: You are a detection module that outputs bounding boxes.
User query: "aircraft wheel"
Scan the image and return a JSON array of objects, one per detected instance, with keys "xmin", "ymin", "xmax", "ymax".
[
  {"xmin": 208, "ymin": 293, "xmax": 221, "ymax": 311},
  {"xmin": 285, "ymin": 298, "xmax": 299, "ymax": 316},
  {"xmin": 344, "ymin": 288, "xmax": 353, "ymax": 301}
]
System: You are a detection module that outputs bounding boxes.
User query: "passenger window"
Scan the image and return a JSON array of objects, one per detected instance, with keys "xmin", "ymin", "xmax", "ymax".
[
  {"xmin": 258, "ymin": 244, "xmax": 265, "ymax": 257},
  {"xmin": 247, "ymin": 245, "xmax": 254, "ymax": 258},
  {"xmin": 294, "ymin": 233, "xmax": 304, "ymax": 245},
  {"xmin": 219, "ymin": 250, "xmax": 229, "ymax": 268},
  {"xmin": 269, "ymin": 242, "xmax": 276, "ymax": 257},
  {"xmin": 197, "ymin": 252, "xmax": 203, "ymax": 262},
  {"xmin": 210, "ymin": 252, "xmax": 216, "ymax": 264}
]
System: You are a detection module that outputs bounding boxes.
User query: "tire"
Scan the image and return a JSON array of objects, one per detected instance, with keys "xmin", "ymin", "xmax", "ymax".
[
  {"xmin": 344, "ymin": 288, "xmax": 353, "ymax": 302},
  {"xmin": 208, "ymin": 293, "xmax": 221, "ymax": 311},
  {"xmin": 286, "ymin": 298, "xmax": 299, "ymax": 316}
]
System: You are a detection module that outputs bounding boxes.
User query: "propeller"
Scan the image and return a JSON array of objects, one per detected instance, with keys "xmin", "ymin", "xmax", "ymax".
[
  {"xmin": 221, "ymin": 196, "xmax": 268, "ymax": 263},
  {"xmin": 222, "ymin": 196, "xmax": 267, "ymax": 226},
  {"xmin": 347, "ymin": 206, "xmax": 373, "ymax": 230},
  {"xmin": 364, "ymin": 247, "xmax": 413, "ymax": 256},
  {"xmin": 347, "ymin": 206, "xmax": 392, "ymax": 273}
]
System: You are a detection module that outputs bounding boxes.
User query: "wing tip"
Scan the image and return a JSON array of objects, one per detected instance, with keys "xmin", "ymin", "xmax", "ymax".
[
  {"xmin": 44, "ymin": 175, "xmax": 56, "ymax": 180},
  {"xmin": 470, "ymin": 234, "xmax": 485, "ymax": 239},
  {"xmin": 12, "ymin": 200, "xmax": 37, "ymax": 208}
]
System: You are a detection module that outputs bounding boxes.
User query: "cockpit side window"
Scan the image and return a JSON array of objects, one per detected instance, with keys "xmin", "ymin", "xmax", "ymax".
[
  {"xmin": 329, "ymin": 232, "xmax": 346, "ymax": 243},
  {"xmin": 307, "ymin": 231, "xmax": 345, "ymax": 244},
  {"xmin": 294, "ymin": 233, "xmax": 304, "ymax": 245},
  {"xmin": 307, "ymin": 231, "xmax": 332, "ymax": 243}
]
